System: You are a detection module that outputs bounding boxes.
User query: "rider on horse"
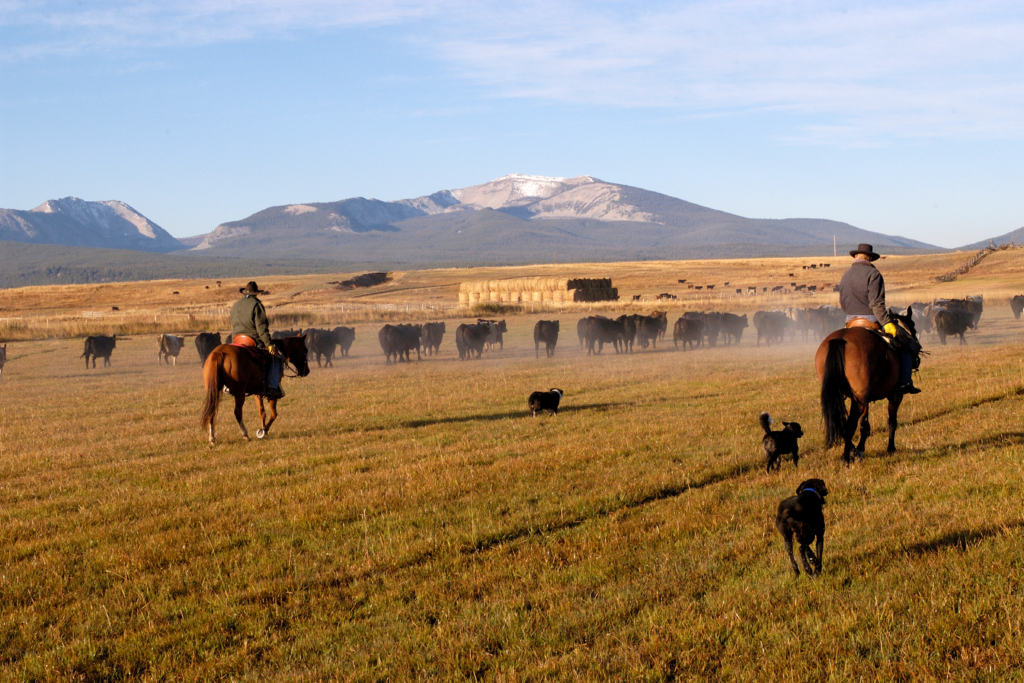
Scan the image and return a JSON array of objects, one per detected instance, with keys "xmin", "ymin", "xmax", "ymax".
[
  {"xmin": 230, "ymin": 281, "xmax": 285, "ymax": 400},
  {"xmin": 837, "ymin": 244, "xmax": 921, "ymax": 395}
]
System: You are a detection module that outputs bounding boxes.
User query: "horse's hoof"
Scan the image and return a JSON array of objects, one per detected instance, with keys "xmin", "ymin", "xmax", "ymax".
[{"xmin": 256, "ymin": 429, "xmax": 266, "ymax": 439}]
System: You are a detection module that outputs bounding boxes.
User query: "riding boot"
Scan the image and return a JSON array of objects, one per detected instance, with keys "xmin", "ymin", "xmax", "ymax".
[
  {"xmin": 265, "ymin": 357, "xmax": 285, "ymax": 400},
  {"xmin": 896, "ymin": 351, "xmax": 921, "ymax": 395}
]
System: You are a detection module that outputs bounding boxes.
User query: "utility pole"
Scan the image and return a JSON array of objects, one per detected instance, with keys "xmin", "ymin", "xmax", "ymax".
[{"xmin": 833, "ymin": 235, "xmax": 837, "ymax": 258}]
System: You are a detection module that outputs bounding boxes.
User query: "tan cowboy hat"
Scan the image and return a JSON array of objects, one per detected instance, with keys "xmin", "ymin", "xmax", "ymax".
[
  {"xmin": 239, "ymin": 281, "xmax": 269, "ymax": 295},
  {"xmin": 849, "ymin": 243, "xmax": 881, "ymax": 261}
]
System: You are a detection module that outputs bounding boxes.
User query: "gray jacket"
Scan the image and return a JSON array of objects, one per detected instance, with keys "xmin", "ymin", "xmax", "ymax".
[{"xmin": 838, "ymin": 260, "xmax": 892, "ymax": 325}]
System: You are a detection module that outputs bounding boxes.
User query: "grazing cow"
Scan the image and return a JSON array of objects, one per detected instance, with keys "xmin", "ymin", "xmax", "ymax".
[
  {"xmin": 158, "ymin": 334, "xmax": 185, "ymax": 365},
  {"xmin": 0, "ymin": 343, "xmax": 6, "ymax": 380},
  {"xmin": 271, "ymin": 328, "xmax": 302, "ymax": 340},
  {"xmin": 456, "ymin": 322, "xmax": 490, "ymax": 360},
  {"xmin": 534, "ymin": 320, "xmax": 560, "ymax": 358},
  {"xmin": 81, "ymin": 335, "xmax": 116, "ymax": 368},
  {"xmin": 307, "ymin": 328, "xmax": 341, "ymax": 367},
  {"xmin": 933, "ymin": 307, "xmax": 972, "ymax": 345},
  {"xmin": 754, "ymin": 311, "xmax": 788, "ymax": 346},
  {"xmin": 583, "ymin": 316, "xmax": 625, "ymax": 355},
  {"xmin": 673, "ymin": 317, "xmax": 703, "ymax": 351},
  {"xmin": 335, "ymin": 326, "xmax": 356, "ymax": 357},
  {"xmin": 720, "ymin": 313, "xmax": 748, "ymax": 345},
  {"xmin": 379, "ymin": 324, "xmax": 422, "ymax": 364},
  {"xmin": 195, "ymin": 332, "xmax": 221, "ymax": 365},
  {"xmin": 1011, "ymin": 295, "xmax": 1024, "ymax": 320},
  {"xmin": 934, "ymin": 297, "xmax": 983, "ymax": 329},
  {"xmin": 479, "ymin": 319, "xmax": 507, "ymax": 351},
  {"xmin": 420, "ymin": 322, "xmax": 446, "ymax": 356},
  {"xmin": 632, "ymin": 294, "xmax": 642, "ymax": 301}
]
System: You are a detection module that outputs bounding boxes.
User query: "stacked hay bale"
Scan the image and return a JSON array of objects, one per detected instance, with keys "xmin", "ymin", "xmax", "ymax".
[{"xmin": 458, "ymin": 277, "xmax": 617, "ymax": 305}]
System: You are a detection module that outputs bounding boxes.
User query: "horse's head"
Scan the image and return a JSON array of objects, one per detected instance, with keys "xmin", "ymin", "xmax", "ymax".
[
  {"xmin": 893, "ymin": 306, "xmax": 918, "ymax": 339},
  {"xmin": 280, "ymin": 335, "xmax": 311, "ymax": 377}
]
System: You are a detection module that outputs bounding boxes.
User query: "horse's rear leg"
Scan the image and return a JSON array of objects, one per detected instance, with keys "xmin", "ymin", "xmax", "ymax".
[
  {"xmin": 234, "ymin": 393, "xmax": 249, "ymax": 440},
  {"xmin": 855, "ymin": 402, "xmax": 871, "ymax": 456},
  {"xmin": 887, "ymin": 394, "xmax": 903, "ymax": 453},
  {"xmin": 842, "ymin": 400, "xmax": 864, "ymax": 464}
]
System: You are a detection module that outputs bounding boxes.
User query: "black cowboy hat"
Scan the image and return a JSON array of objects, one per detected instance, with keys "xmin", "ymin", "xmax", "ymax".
[
  {"xmin": 849, "ymin": 243, "xmax": 881, "ymax": 261},
  {"xmin": 239, "ymin": 281, "xmax": 269, "ymax": 295}
]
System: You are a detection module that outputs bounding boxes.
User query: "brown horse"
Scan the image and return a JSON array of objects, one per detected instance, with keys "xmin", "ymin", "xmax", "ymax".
[
  {"xmin": 200, "ymin": 336, "xmax": 310, "ymax": 444},
  {"xmin": 816, "ymin": 308, "xmax": 917, "ymax": 463}
]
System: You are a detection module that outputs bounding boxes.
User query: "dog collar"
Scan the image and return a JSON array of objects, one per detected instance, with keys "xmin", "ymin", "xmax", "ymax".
[{"xmin": 800, "ymin": 488, "xmax": 823, "ymax": 500}]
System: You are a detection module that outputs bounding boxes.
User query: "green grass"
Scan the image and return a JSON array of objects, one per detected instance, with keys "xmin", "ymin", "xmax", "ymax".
[{"xmin": 1, "ymin": 312, "xmax": 1024, "ymax": 680}]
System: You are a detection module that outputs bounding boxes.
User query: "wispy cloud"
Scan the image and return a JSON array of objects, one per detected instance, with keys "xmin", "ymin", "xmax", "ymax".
[{"xmin": 4, "ymin": 0, "xmax": 1024, "ymax": 142}]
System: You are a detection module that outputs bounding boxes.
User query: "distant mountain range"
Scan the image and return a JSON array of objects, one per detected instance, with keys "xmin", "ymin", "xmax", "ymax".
[
  {"xmin": 1, "ymin": 175, "xmax": 972, "ymax": 283},
  {"xmin": 0, "ymin": 197, "xmax": 184, "ymax": 253},
  {"xmin": 962, "ymin": 227, "xmax": 1024, "ymax": 251},
  {"xmin": 184, "ymin": 174, "xmax": 937, "ymax": 263}
]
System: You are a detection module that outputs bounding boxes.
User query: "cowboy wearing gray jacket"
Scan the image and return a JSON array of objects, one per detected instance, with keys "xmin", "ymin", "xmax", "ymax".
[
  {"xmin": 838, "ymin": 244, "xmax": 920, "ymax": 395},
  {"xmin": 230, "ymin": 281, "xmax": 284, "ymax": 400}
]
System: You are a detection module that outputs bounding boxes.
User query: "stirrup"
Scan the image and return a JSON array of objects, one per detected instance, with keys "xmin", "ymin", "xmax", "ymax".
[
  {"xmin": 264, "ymin": 387, "xmax": 285, "ymax": 400},
  {"xmin": 897, "ymin": 383, "xmax": 921, "ymax": 395}
]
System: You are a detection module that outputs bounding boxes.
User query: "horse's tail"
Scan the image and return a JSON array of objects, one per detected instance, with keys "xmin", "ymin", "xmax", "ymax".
[
  {"xmin": 821, "ymin": 338, "xmax": 849, "ymax": 448},
  {"xmin": 200, "ymin": 350, "xmax": 222, "ymax": 429}
]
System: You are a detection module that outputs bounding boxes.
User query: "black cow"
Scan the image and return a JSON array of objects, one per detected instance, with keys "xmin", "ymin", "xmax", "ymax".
[
  {"xmin": 577, "ymin": 318, "xmax": 588, "ymax": 348},
  {"xmin": 934, "ymin": 307, "xmax": 972, "ymax": 345},
  {"xmin": 0, "ymin": 343, "xmax": 6, "ymax": 380},
  {"xmin": 1012, "ymin": 295, "xmax": 1024, "ymax": 321},
  {"xmin": 271, "ymin": 328, "xmax": 302, "ymax": 340},
  {"xmin": 583, "ymin": 316, "xmax": 625, "ymax": 355},
  {"xmin": 420, "ymin": 322, "xmax": 446, "ymax": 355},
  {"xmin": 82, "ymin": 335, "xmax": 116, "ymax": 368},
  {"xmin": 673, "ymin": 317, "xmax": 703, "ymax": 351},
  {"xmin": 616, "ymin": 314, "xmax": 637, "ymax": 353},
  {"xmin": 534, "ymin": 320, "xmax": 559, "ymax": 358},
  {"xmin": 334, "ymin": 327, "xmax": 356, "ymax": 357},
  {"xmin": 195, "ymin": 332, "xmax": 221, "ymax": 365},
  {"xmin": 754, "ymin": 311, "xmax": 789, "ymax": 346},
  {"xmin": 635, "ymin": 315, "xmax": 665, "ymax": 350},
  {"xmin": 456, "ymin": 323, "xmax": 490, "ymax": 360},
  {"xmin": 379, "ymin": 324, "xmax": 422, "ymax": 364},
  {"xmin": 720, "ymin": 313, "xmax": 748, "ymax": 345},
  {"xmin": 307, "ymin": 328, "xmax": 341, "ymax": 367}
]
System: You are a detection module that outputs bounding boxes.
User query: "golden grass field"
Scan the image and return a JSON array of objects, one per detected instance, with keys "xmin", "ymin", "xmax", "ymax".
[{"xmin": 2, "ymin": 250, "xmax": 1024, "ymax": 680}]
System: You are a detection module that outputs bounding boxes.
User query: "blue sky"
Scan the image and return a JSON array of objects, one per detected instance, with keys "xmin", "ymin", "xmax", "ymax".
[{"xmin": 1, "ymin": 0, "xmax": 1022, "ymax": 248}]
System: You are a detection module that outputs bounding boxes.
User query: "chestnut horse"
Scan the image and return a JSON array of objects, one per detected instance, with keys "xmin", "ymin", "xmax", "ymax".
[
  {"xmin": 200, "ymin": 336, "xmax": 310, "ymax": 444},
  {"xmin": 816, "ymin": 307, "xmax": 918, "ymax": 463}
]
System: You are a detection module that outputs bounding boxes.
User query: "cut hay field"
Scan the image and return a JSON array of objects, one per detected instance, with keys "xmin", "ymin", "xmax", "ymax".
[{"xmin": 2, "ymin": 254, "xmax": 1024, "ymax": 680}]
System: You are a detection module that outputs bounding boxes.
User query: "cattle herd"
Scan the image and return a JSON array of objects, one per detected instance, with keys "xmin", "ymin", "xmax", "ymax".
[{"xmin": 0, "ymin": 295, "xmax": 989, "ymax": 379}]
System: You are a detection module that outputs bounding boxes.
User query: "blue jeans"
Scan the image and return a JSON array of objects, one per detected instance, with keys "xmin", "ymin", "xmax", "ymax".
[
  {"xmin": 900, "ymin": 352, "xmax": 913, "ymax": 385},
  {"xmin": 267, "ymin": 357, "xmax": 282, "ymax": 390}
]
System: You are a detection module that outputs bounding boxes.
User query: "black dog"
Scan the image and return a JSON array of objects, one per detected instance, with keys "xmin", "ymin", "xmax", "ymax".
[
  {"xmin": 776, "ymin": 478, "xmax": 828, "ymax": 577},
  {"xmin": 760, "ymin": 412, "xmax": 804, "ymax": 472},
  {"xmin": 528, "ymin": 389, "xmax": 563, "ymax": 417}
]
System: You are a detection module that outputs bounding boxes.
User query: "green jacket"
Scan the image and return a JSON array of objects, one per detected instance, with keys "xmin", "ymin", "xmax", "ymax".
[{"xmin": 230, "ymin": 295, "xmax": 272, "ymax": 348}]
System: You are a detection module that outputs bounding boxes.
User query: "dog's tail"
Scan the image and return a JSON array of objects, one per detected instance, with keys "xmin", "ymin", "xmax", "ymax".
[
  {"xmin": 759, "ymin": 412, "xmax": 773, "ymax": 434},
  {"xmin": 820, "ymin": 338, "xmax": 849, "ymax": 448}
]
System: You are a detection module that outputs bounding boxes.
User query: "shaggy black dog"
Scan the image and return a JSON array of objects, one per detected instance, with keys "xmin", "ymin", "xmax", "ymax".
[
  {"xmin": 528, "ymin": 389, "xmax": 563, "ymax": 417},
  {"xmin": 760, "ymin": 412, "xmax": 804, "ymax": 472},
  {"xmin": 776, "ymin": 478, "xmax": 829, "ymax": 577}
]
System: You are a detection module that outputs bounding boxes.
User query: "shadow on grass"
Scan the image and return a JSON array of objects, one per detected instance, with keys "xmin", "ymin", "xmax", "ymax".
[
  {"xmin": 400, "ymin": 402, "xmax": 621, "ymax": 429},
  {"xmin": 894, "ymin": 431, "xmax": 1024, "ymax": 464},
  {"xmin": 904, "ymin": 520, "xmax": 1024, "ymax": 555},
  {"xmin": 903, "ymin": 386, "xmax": 1024, "ymax": 426},
  {"xmin": 461, "ymin": 461, "xmax": 759, "ymax": 554}
]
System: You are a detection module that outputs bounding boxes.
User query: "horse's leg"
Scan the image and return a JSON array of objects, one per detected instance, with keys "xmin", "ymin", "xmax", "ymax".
[
  {"xmin": 887, "ymin": 393, "xmax": 903, "ymax": 453},
  {"xmin": 856, "ymin": 402, "xmax": 871, "ymax": 456},
  {"xmin": 842, "ymin": 400, "xmax": 863, "ymax": 464},
  {"xmin": 256, "ymin": 396, "xmax": 269, "ymax": 438},
  {"xmin": 234, "ymin": 393, "xmax": 249, "ymax": 440},
  {"xmin": 262, "ymin": 399, "xmax": 278, "ymax": 436}
]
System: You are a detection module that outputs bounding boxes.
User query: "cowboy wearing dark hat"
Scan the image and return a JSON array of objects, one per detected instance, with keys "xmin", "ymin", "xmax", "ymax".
[
  {"xmin": 838, "ymin": 244, "xmax": 920, "ymax": 395},
  {"xmin": 229, "ymin": 281, "xmax": 284, "ymax": 399}
]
